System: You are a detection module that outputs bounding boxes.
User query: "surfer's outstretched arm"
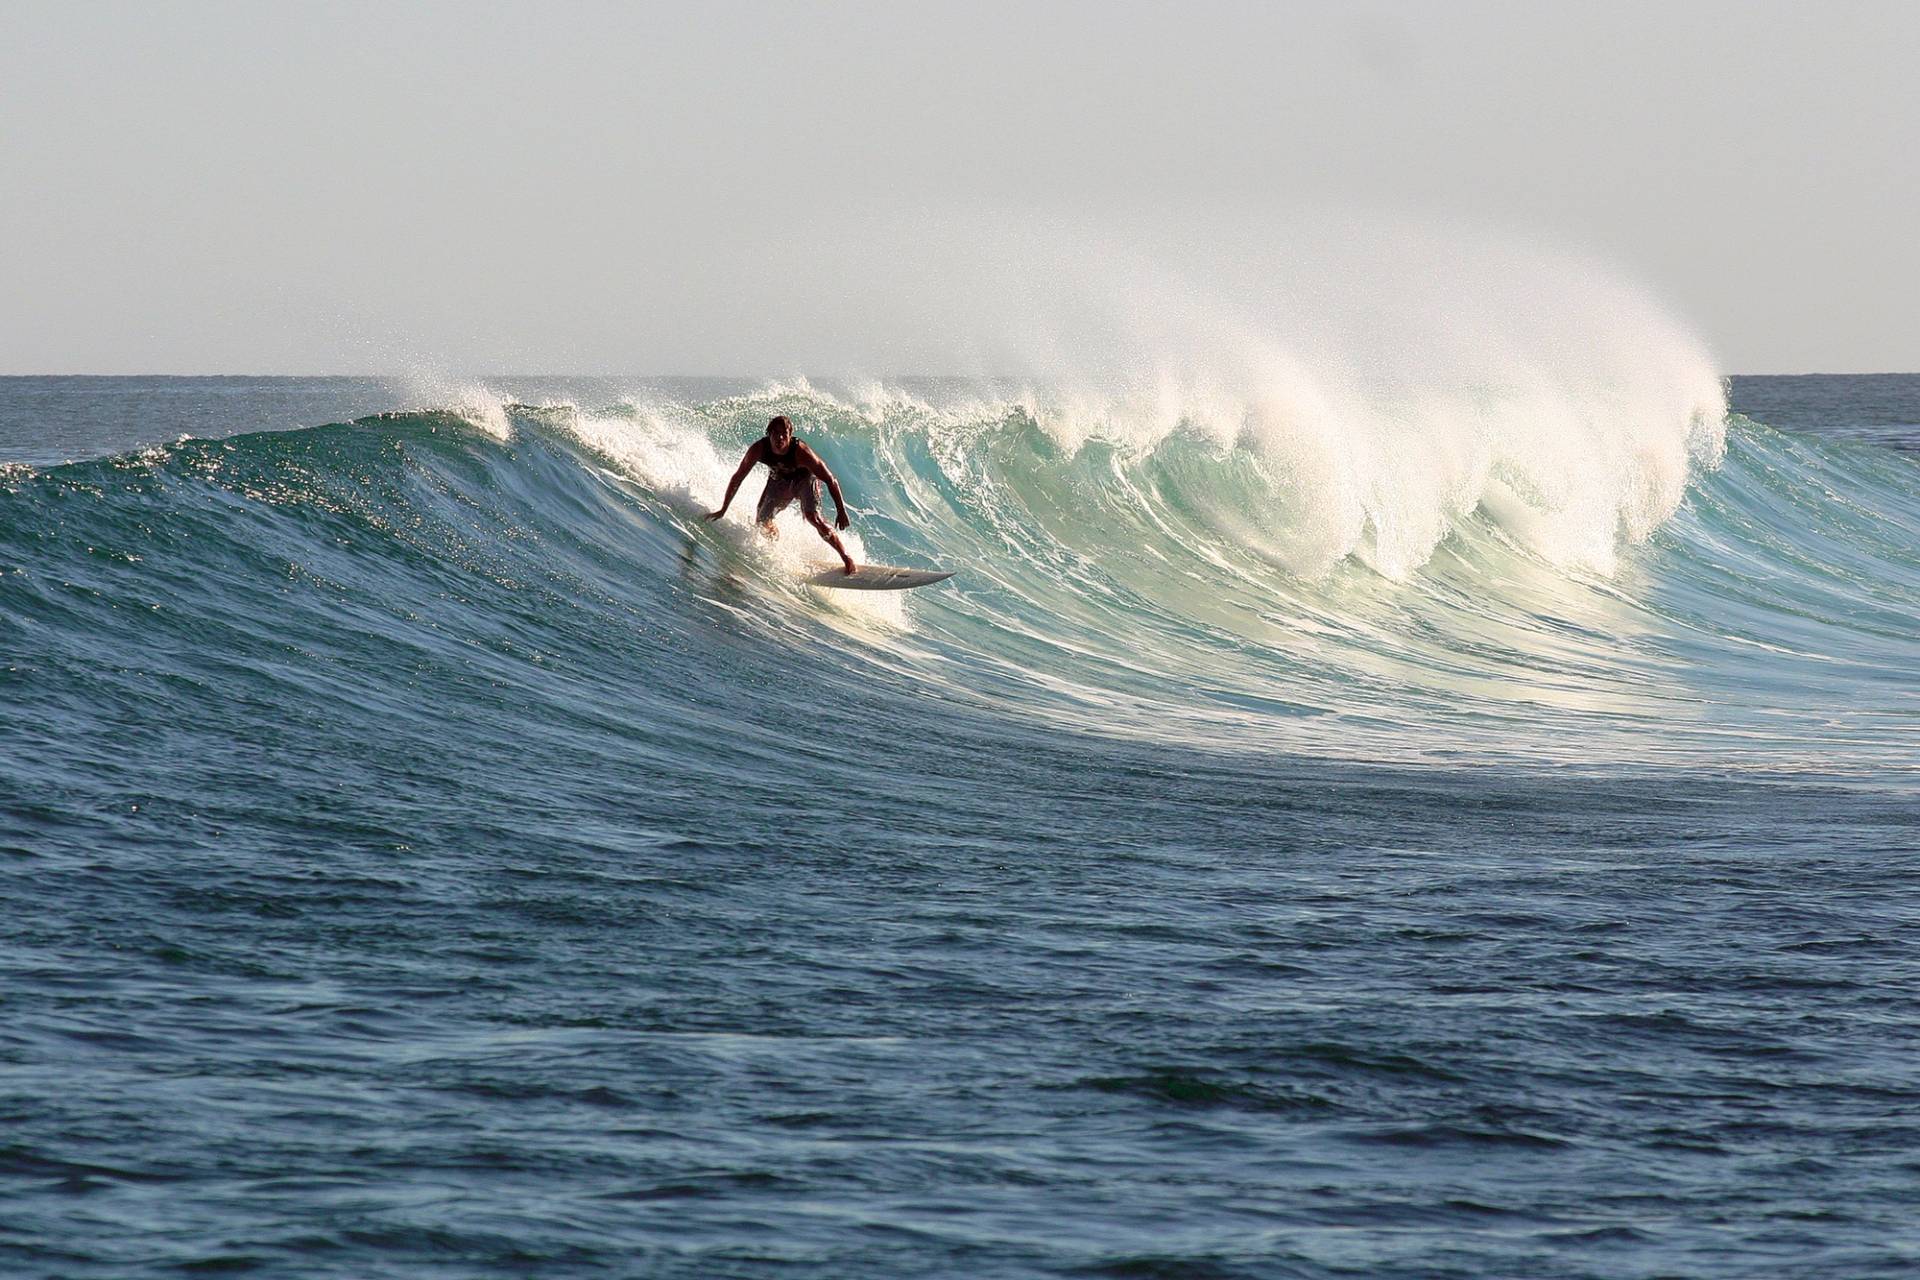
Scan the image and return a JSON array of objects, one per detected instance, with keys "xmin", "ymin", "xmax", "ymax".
[{"xmin": 705, "ymin": 442, "xmax": 765, "ymax": 520}]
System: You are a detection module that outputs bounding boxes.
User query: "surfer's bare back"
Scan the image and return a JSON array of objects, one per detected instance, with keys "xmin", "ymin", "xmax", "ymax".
[{"xmin": 706, "ymin": 415, "xmax": 857, "ymax": 575}]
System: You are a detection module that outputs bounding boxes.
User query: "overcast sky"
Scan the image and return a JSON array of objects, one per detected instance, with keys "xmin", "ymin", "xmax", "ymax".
[{"xmin": 2, "ymin": 0, "xmax": 1916, "ymax": 374}]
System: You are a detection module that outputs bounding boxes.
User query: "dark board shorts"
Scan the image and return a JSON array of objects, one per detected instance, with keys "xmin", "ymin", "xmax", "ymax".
[{"xmin": 756, "ymin": 472, "xmax": 820, "ymax": 523}]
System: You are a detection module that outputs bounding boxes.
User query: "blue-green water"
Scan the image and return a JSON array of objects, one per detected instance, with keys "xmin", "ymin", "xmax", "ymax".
[{"xmin": 2, "ymin": 375, "xmax": 1918, "ymax": 1277}]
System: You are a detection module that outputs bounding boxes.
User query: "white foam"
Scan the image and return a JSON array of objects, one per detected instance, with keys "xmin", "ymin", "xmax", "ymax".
[
  {"xmin": 1015, "ymin": 233, "xmax": 1723, "ymax": 578},
  {"xmin": 762, "ymin": 210, "xmax": 1728, "ymax": 581},
  {"xmin": 391, "ymin": 366, "xmax": 516, "ymax": 442}
]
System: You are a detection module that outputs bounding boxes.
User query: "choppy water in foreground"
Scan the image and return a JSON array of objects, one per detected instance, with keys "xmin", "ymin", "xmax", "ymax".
[{"xmin": 3, "ymin": 374, "xmax": 1918, "ymax": 1278}]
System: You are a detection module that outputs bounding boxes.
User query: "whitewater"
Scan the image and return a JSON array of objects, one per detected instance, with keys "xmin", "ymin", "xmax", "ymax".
[{"xmin": 4, "ymin": 255, "xmax": 1919, "ymax": 1275}]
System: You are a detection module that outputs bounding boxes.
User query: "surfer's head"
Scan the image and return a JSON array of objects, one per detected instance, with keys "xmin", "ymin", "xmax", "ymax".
[{"xmin": 766, "ymin": 415, "xmax": 794, "ymax": 451}]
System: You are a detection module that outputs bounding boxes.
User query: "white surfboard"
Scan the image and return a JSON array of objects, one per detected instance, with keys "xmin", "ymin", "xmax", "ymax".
[{"xmin": 804, "ymin": 564, "xmax": 954, "ymax": 591}]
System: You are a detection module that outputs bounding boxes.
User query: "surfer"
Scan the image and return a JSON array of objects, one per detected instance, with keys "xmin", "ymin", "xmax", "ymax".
[{"xmin": 706, "ymin": 415, "xmax": 857, "ymax": 575}]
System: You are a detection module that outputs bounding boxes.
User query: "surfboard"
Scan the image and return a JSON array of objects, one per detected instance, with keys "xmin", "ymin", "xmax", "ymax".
[{"xmin": 804, "ymin": 564, "xmax": 954, "ymax": 591}]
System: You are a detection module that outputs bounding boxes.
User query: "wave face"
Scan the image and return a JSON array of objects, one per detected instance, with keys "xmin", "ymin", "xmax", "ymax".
[{"xmin": 3, "ymin": 371, "xmax": 1916, "ymax": 777}]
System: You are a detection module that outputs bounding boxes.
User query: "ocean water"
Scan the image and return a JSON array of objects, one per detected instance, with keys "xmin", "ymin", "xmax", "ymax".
[{"xmin": 2, "ymin": 371, "xmax": 1918, "ymax": 1278}]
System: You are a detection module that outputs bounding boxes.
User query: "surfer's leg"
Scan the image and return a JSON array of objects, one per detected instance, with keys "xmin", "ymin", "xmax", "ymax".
[
  {"xmin": 794, "ymin": 479, "xmax": 853, "ymax": 573},
  {"xmin": 755, "ymin": 478, "xmax": 792, "ymax": 539},
  {"xmin": 804, "ymin": 511, "xmax": 857, "ymax": 575}
]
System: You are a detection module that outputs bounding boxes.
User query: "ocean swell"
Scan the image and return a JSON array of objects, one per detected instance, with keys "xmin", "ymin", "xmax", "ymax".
[{"xmin": 5, "ymin": 357, "xmax": 1916, "ymax": 778}]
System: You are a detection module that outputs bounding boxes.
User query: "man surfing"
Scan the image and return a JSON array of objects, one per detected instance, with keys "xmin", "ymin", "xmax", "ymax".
[{"xmin": 706, "ymin": 415, "xmax": 857, "ymax": 575}]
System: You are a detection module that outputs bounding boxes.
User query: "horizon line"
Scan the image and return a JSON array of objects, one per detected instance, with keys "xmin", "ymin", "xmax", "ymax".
[{"xmin": 4, "ymin": 370, "xmax": 1918, "ymax": 381}]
